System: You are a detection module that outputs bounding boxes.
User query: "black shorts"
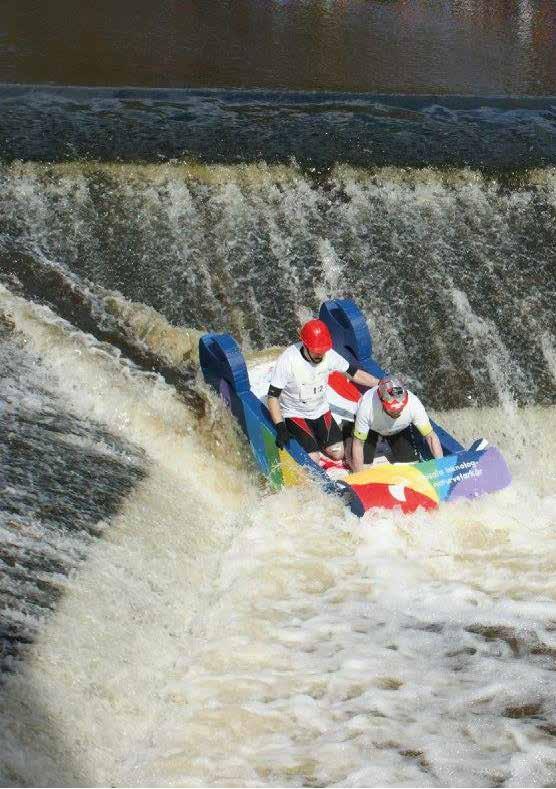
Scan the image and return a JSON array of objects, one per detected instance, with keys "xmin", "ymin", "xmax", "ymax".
[
  {"xmin": 285, "ymin": 411, "xmax": 343, "ymax": 455},
  {"xmin": 360, "ymin": 426, "xmax": 419, "ymax": 464}
]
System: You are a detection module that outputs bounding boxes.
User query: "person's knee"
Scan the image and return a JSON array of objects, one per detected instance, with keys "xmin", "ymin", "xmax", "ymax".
[{"xmin": 325, "ymin": 441, "xmax": 344, "ymax": 460}]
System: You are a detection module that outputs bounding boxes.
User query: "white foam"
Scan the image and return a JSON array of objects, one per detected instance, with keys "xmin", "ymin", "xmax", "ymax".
[{"xmin": 1, "ymin": 286, "xmax": 556, "ymax": 787}]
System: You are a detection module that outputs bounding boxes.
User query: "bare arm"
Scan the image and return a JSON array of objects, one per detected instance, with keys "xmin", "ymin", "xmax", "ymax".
[
  {"xmin": 425, "ymin": 431, "xmax": 443, "ymax": 459},
  {"xmin": 350, "ymin": 437, "xmax": 365, "ymax": 472},
  {"xmin": 267, "ymin": 396, "xmax": 284, "ymax": 426},
  {"xmin": 351, "ymin": 369, "xmax": 379, "ymax": 389}
]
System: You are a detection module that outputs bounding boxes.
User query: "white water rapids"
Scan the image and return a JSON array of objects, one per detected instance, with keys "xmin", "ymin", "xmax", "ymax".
[{"xmin": 1, "ymin": 284, "xmax": 555, "ymax": 788}]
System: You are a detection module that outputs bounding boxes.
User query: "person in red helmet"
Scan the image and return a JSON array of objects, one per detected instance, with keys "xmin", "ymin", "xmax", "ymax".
[
  {"xmin": 348, "ymin": 376, "xmax": 443, "ymax": 472},
  {"xmin": 267, "ymin": 319, "xmax": 379, "ymax": 463}
]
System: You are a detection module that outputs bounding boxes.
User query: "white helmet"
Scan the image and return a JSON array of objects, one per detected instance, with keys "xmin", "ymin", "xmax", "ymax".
[{"xmin": 378, "ymin": 377, "xmax": 408, "ymax": 417}]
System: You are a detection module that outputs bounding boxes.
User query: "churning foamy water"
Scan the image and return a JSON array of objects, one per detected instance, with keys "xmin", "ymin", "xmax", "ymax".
[
  {"xmin": 0, "ymin": 156, "xmax": 555, "ymax": 786},
  {"xmin": 0, "ymin": 282, "xmax": 555, "ymax": 787}
]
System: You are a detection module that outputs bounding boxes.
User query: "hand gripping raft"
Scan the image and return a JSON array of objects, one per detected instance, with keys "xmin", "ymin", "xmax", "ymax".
[{"xmin": 199, "ymin": 299, "xmax": 511, "ymax": 516}]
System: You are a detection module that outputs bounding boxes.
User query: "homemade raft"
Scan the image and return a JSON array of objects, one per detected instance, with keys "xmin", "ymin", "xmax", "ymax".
[{"xmin": 199, "ymin": 299, "xmax": 511, "ymax": 516}]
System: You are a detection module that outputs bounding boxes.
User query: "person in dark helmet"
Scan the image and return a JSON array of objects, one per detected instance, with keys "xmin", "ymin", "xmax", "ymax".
[
  {"xmin": 267, "ymin": 319, "xmax": 379, "ymax": 463},
  {"xmin": 348, "ymin": 376, "xmax": 443, "ymax": 472}
]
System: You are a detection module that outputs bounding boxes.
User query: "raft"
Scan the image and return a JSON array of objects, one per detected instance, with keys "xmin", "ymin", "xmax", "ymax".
[{"xmin": 199, "ymin": 299, "xmax": 511, "ymax": 516}]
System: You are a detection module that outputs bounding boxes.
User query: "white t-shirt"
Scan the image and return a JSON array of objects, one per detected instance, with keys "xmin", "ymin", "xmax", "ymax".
[
  {"xmin": 353, "ymin": 387, "xmax": 433, "ymax": 440},
  {"xmin": 270, "ymin": 343, "xmax": 350, "ymax": 419}
]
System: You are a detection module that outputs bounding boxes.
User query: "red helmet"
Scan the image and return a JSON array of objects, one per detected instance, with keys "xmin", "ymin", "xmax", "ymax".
[
  {"xmin": 299, "ymin": 319, "xmax": 333, "ymax": 355},
  {"xmin": 378, "ymin": 377, "xmax": 408, "ymax": 417}
]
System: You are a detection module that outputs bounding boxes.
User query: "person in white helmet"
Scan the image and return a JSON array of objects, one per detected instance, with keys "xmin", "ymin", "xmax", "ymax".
[{"xmin": 348, "ymin": 376, "xmax": 443, "ymax": 472}]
